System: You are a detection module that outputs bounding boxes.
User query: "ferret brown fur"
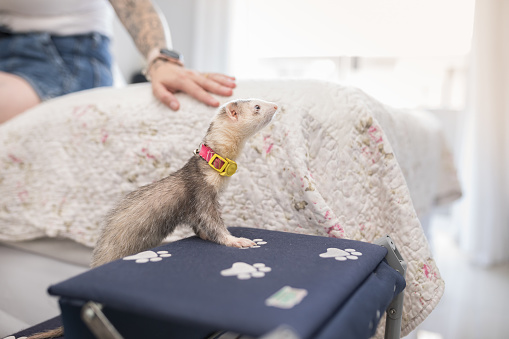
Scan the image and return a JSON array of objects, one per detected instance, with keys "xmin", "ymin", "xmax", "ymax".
[{"xmin": 90, "ymin": 98, "xmax": 278, "ymax": 267}]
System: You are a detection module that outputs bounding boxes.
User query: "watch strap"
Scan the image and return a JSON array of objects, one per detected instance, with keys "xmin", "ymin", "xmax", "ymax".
[{"xmin": 143, "ymin": 48, "xmax": 184, "ymax": 81}]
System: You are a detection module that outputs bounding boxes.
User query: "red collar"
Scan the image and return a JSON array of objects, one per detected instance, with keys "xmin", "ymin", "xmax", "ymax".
[{"xmin": 195, "ymin": 144, "xmax": 237, "ymax": 177}]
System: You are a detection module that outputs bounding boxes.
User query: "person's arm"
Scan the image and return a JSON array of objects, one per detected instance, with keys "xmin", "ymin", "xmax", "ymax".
[{"xmin": 109, "ymin": 0, "xmax": 235, "ymax": 110}]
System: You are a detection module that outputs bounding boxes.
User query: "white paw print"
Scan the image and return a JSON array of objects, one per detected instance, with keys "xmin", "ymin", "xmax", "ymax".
[
  {"xmin": 319, "ymin": 248, "xmax": 363, "ymax": 261},
  {"xmin": 220, "ymin": 262, "xmax": 272, "ymax": 280},
  {"xmin": 242, "ymin": 238, "xmax": 267, "ymax": 249},
  {"xmin": 123, "ymin": 250, "xmax": 172, "ymax": 263}
]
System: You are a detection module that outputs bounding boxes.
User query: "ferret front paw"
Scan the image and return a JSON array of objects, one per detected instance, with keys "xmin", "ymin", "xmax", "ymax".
[{"xmin": 225, "ymin": 236, "xmax": 256, "ymax": 248}]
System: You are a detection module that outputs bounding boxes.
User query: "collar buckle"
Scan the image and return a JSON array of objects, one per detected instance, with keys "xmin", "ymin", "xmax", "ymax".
[
  {"xmin": 196, "ymin": 144, "xmax": 237, "ymax": 177},
  {"xmin": 208, "ymin": 154, "xmax": 237, "ymax": 177}
]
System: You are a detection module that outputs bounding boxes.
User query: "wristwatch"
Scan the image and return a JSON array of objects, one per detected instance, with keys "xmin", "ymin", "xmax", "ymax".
[
  {"xmin": 159, "ymin": 48, "xmax": 184, "ymax": 65},
  {"xmin": 143, "ymin": 48, "xmax": 185, "ymax": 80}
]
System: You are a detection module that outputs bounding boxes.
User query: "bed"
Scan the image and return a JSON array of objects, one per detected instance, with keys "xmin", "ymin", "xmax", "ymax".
[{"xmin": 0, "ymin": 79, "xmax": 461, "ymax": 338}]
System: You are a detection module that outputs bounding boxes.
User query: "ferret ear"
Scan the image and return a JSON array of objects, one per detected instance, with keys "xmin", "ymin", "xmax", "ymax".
[{"xmin": 225, "ymin": 102, "xmax": 238, "ymax": 121}]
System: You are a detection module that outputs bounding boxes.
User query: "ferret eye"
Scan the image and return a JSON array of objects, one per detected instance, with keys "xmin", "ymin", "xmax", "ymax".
[{"xmin": 255, "ymin": 105, "xmax": 261, "ymax": 110}]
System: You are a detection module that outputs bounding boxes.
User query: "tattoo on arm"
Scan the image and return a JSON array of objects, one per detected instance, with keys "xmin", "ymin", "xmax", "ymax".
[{"xmin": 109, "ymin": 0, "xmax": 168, "ymax": 59}]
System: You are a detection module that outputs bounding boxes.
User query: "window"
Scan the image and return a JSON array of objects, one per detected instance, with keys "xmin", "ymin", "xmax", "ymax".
[{"xmin": 228, "ymin": 0, "xmax": 476, "ymax": 110}]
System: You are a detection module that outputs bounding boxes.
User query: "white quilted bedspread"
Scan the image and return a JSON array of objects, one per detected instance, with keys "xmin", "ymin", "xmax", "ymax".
[{"xmin": 0, "ymin": 80, "xmax": 460, "ymax": 336}]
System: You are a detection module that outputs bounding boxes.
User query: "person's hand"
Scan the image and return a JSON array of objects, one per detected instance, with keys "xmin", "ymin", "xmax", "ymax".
[{"xmin": 148, "ymin": 59, "xmax": 236, "ymax": 110}]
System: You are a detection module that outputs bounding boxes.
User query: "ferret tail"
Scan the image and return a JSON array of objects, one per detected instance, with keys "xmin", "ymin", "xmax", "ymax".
[{"xmin": 27, "ymin": 326, "xmax": 63, "ymax": 339}]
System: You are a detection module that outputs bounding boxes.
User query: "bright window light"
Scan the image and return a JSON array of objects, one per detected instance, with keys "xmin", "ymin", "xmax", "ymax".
[{"xmin": 228, "ymin": 0, "xmax": 476, "ymax": 110}]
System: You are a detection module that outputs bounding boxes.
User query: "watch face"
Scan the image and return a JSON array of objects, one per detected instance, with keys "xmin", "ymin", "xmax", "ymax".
[{"xmin": 160, "ymin": 48, "xmax": 181, "ymax": 60}]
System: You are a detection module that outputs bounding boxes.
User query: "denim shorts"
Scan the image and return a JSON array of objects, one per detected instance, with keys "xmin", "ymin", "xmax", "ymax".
[{"xmin": 0, "ymin": 31, "xmax": 112, "ymax": 101}]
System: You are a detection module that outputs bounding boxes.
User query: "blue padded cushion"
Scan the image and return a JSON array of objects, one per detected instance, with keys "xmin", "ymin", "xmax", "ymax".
[{"xmin": 48, "ymin": 227, "xmax": 404, "ymax": 338}]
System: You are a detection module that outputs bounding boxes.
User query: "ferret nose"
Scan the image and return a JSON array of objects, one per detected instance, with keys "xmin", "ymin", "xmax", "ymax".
[{"xmin": 274, "ymin": 105, "xmax": 278, "ymax": 110}]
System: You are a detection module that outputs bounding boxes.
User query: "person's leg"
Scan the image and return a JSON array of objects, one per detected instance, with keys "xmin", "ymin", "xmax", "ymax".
[{"xmin": 0, "ymin": 71, "xmax": 41, "ymax": 124}]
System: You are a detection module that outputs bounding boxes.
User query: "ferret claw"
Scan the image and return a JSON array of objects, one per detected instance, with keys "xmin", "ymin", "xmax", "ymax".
[{"xmin": 225, "ymin": 236, "xmax": 256, "ymax": 248}]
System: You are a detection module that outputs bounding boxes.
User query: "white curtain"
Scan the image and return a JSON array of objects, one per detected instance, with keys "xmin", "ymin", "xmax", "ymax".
[
  {"xmin": 454, "ymin": 0, "xmax": 509, "ymax": 266},
  {"xmin": 192, "ymin": 0, "xmax": 232, "ymax": 74}
]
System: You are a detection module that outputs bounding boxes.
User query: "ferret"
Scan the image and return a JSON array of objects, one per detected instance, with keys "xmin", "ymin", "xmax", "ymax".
[
  {"xmin": 27, "ymin": 99, "xmax": 278, "ymax": 339},
  {"xmin": 91, "ymin": 98, "xmax": 278, "ymax": 267}
]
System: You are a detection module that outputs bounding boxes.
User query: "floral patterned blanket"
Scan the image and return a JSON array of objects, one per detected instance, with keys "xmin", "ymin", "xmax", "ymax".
[{"xmin": 0, "ymin": 80, "xmax": 460, "ymax": 336}]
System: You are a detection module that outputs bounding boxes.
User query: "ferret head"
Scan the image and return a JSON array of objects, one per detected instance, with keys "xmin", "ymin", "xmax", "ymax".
[
  {"xmin": 221, "ymin": 99, "xmax": 278, "ymax": 138},
  {"xmin": 204, "ymin": 99, "xmax": 278, "ymax": 157}
]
